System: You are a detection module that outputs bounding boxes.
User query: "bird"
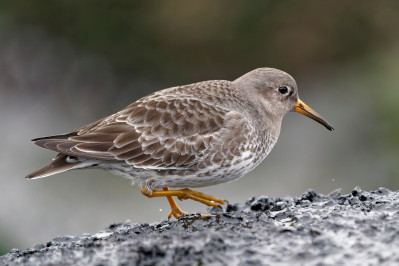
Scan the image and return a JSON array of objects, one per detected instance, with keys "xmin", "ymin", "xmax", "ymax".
[{"xmin": 27, "ymin": 68, "xmax": 334, "ymax": 219}]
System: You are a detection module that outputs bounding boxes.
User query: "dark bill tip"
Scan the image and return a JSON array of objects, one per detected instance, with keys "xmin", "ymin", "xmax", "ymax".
[{"xmin": 293, "ymin": 99, "xmax": 334, "ymax": 131}]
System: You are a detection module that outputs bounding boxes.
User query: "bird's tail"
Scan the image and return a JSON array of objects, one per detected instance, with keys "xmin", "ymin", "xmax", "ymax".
[{"xmin": 26, "ymin": 154, "xmax": 79, "ymax": 179}]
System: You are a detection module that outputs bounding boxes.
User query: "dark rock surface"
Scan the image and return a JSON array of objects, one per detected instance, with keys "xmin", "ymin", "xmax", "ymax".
[{"xmin": 1, "ymin": 187, "xmax": 399, "ymax": 265}]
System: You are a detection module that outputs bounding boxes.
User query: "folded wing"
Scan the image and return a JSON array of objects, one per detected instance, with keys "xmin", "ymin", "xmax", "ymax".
[{"xmin": 33, "ymin": 97, "xmax": 228, "ymax": 170}]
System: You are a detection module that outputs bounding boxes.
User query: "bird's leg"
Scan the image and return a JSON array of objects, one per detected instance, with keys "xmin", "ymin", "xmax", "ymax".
[
  {"xmin": 162, "ymin": 187, "xmax": 187, "ymax": 219},
  {"xmin": 141, "ymin": 187, "xmax": 225, "ymax": 218}
]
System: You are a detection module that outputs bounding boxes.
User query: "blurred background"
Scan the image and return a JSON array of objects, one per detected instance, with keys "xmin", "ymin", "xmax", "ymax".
[{"xmin": 1, "ymin": 0, "xmax": 398, "ymax": 254}]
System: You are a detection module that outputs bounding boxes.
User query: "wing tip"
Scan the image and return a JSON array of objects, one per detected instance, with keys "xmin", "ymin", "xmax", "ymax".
[
  {"xmin": 26, "ymin": 167, "xmax": 56, "ymax": 179},
  {"xmin": 31, "ymin": 132, "xmax": 78, "ymax": 142},
  {"xmin": 25, "ymin": 172, "xmax": 46, "ymax": 180},
  {"xmin": 26, "ymin": 154, "xmax": 77, "ymax": 179}
]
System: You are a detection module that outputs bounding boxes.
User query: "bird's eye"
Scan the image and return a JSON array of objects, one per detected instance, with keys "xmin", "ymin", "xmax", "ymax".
[{"xmin": 278, "ymin": 86, "xmax": 289, "ymax": 95}]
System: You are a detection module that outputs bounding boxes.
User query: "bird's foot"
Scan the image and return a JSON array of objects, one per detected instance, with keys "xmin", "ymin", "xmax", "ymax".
[
  {"xmin": 163, "ymin": 188, "xmax": 188, "ymax": 219},
  {"xmin": 141, "ymin": 186, "xmax": 225, "ymax": 219},
  {"xmin": 167, "ymin": 206, "xmax": 188, "ymax": 219},
  {"xmin": 175, "ymin": 188, "xmax": 225, "ymax": 208}
]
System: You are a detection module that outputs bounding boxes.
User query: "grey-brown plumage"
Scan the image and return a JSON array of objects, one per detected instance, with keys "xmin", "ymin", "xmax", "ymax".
[{"xmin": 27, "ymin": 68, "xmax": 333, "ymax": 216}]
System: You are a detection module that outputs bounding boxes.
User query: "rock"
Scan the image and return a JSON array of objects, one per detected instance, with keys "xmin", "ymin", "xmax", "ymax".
[{"xmin": 1, "ymin": 187, "xmax": 399, "ymax": 265}]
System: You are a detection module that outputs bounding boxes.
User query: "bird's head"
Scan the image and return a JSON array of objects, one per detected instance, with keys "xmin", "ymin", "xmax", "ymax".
[{"xmin": 235, "ymin": 68, "xmax": 334, "ymax": 131}]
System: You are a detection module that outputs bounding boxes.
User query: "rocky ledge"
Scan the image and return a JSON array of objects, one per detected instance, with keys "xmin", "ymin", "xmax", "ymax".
[{"xmin": 1, "ymin": 187, "xmax": 398, "ymax": 265}]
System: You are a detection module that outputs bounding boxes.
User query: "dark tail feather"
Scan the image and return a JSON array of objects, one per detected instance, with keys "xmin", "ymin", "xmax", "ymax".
[{"xmin": 26, "ymin": 154, "xmax": 78, "ymax": 179}]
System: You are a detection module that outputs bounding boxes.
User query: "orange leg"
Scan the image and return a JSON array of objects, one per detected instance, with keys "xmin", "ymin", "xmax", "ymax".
[
  {"xmin": 141, "ymin": 186, "xmax": 225, "ymax": 219},
  {"xmin": 162, "ymin": 187, "xmax": 187, "ymax": 219}
]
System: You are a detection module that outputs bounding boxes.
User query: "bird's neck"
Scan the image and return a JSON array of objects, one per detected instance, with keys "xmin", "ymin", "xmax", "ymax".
[{"xmin": 236, "ymin": 87, "xmax": 281, "ymax": 136}]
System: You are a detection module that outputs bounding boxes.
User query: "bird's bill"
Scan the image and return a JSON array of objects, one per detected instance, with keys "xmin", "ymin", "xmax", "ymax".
[{"xmin": 293, "ymin": 99, "xmax": 334, "ymax": 131}]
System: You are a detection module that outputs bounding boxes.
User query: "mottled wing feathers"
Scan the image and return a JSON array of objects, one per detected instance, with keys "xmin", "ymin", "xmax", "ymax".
[{"xmin": 33, "ymin": 92, "xmax": 231, "ymax": 170}]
